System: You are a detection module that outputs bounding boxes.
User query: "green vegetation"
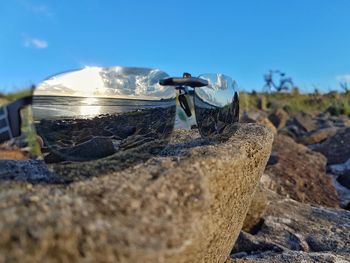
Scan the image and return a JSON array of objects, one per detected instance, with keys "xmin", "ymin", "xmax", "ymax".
[
  {"xmin": 0, "ymin": 88, "xmax": 40, "ymax": 157},
  {"xmin": 0, "ymin": 88, "xmax": 32, "ymax": 105},
  {"xmin": 240, "ymin": 88, "xmax": 350, "ymax": 116}
]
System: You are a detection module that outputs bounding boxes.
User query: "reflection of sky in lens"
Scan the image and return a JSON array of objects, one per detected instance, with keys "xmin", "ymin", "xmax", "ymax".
[
  {"xmin": 196, "ymin": 74, "xmax": 236, "ymax": 107},
  {"xmin": 34, "ymin": 67, "xmax": 174, "ymax": 100}
]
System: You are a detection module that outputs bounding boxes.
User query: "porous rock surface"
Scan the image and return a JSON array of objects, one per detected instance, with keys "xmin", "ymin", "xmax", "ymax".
[
  {"xmin": 313, "ymin": 126, "xmax": 350, "ymax": 165},
  {"xmin": 265, "ymin": 134, "xmax": 339, "ymax": 208},
  {"xmin": 228, "ymin": 190, "xmax": 350, "ymax": 263},
  {"xmin": 0, "ymin": 123, "xmax": 273, "ymax": 263}
]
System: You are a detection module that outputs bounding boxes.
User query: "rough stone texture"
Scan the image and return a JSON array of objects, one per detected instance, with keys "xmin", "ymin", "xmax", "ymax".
[
  {"xmin": 299, "ymin": 127, "xmax": 338, "ymax": 145},
  {"xmin": 313, "ymin": 127, "xmax": 350, "ymax": 165},
  {"xmin": 329, "ymin": 158, "xmax": 350, "ymax": 176},
  {"xmin": 241, "ymin": 110, "xmax": 268, "ymax": 123},
  {"xmin": 337, "ymin": 173, "xmax": 350, "ymax": 190},
  {"xmin": 268, "ymin": 108, "xmax": 288, "ymax": 130},
  {"xmin": 228, "ymin": 191, "xmax": 350, "ymax": 263},
  {"xmin": 0, "ymin": 149, "xmax": 28, "ymax": 160},
  {"xmin": 265, "ymin": 134, "xmax": 339, "ymax": 208},
  {"xmin": 0, "ymin": 124, "xmax": 273, "ymax": 263},
  {"xmin": 256, "ymin": 118, "xmax": 277, "ymax": 135},
  {"xmin": 241, "ymin": 111, "xmax": 276, "ymax": 135},
  {"xmin": 242, "ymin": 184, "xmax": 268, "ymax": 234},
  {"xmin": 291, "ymin": 112, "xmax": 318, "ymax": 133}
]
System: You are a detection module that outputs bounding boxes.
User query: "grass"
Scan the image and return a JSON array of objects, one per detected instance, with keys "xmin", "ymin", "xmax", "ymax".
[
  {"xmin": 240, "ymin": 88, "xmax": 350, "ymax": 116},
  {"xmin": 0, "ymin": 88, "xmax": 33, "ymax": 103},
  {"xmin": 0, "ymin": 88, "xmax": 41, "ymax": 157}
]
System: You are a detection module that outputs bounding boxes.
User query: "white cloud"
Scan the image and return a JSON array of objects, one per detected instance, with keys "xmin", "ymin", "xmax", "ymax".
[
  {"xmin": 19, "ymin": 0, "xmax": 54, "ymax": 18},
  {"xmin": 23, "ymin": 36, "xmax": 48, "ymax": 49},
  {"xmin": 336, "ymin": 74, "xmax": 350, "ymax": 82}
]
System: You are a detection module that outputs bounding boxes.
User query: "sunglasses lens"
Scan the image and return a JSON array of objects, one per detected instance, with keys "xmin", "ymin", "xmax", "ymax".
[
  {"xmin": 32, "ymin": 67, "xmax": 176, "ymax": 163},
  {"xmin": 194, "ymin": 74, "xmax": 239, "ymax": 137}
]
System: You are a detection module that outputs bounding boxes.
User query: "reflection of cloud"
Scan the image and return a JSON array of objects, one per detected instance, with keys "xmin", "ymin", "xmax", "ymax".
[
  {"xmin": 197, "ymin": 74, "xmax": 235, "ymax": 107},
  {"xmin": 100, "ymin": 67, "xmax": 173, "ymax": 99},
  {"xmin": 36, "ymin": 83, "xmax": 76, "ymax": 96},
  {"xmin": 35, "ymin": 66, "xmax": 175, "ymax": 100},
  {"xmin": 337, "ymin": 74, "xmax": 350, "ymax": 82},
  {"xmin": 23, "ymin": 36, "xmax": 48, "ymax": 49}
]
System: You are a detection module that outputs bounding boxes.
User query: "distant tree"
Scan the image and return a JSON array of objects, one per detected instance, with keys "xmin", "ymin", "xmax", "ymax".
[
  {"xmin": 263, "ymin": 70, "xmax": 294, "ymax": 92},
  {"xmin": 340, "ymin": 81, "xmax": 349, "ymax": 92}
]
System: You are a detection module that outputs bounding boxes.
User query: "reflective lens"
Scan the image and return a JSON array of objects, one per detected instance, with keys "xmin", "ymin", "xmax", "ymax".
[
  {"xmin": 194, "ymin": 73, "xmax": 239, "ymax": 137},
  {"xmin": 32, "ymin": 67, "xmax": 176, "ymax": 163}
]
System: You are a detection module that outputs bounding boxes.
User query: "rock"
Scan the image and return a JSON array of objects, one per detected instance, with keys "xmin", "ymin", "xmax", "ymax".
[
  {"xmin": 229, "ymin": 192, "xmax": 350, "ymax": 262},
  {"xmin": 242, "ymin": 184, "xmax": 268, "ymax": 234},
  {"xmin": 114, "ymin": 125, "xmax": 137, "ymax": 138},
  {"xmin": 313, "ymin": 126, "xmax": 350, "ymax": 165},
  {"xmin": 59, "ymin": 137, "xmax": 116, "ymax": 162},
  {"xmin": 256, "ymin": 118, "xmax": 277, "ymax": 135},
  {"xmin": 337, "ymin": 173, "xmax": 350, "ymax": 190},
  {"xmin": 268, "ymin": 108, "xmax": 288, "ymax": 130},
  {"xmin": 329, "ymin": 158, "xmax": 350, "ymax": 176},
  {"xmin": 299, "ymin": 127, "xmax": 338, "ymax": 145},
  {"xmin": 265, "ymin": 134, "xmax": 339, "ymax": 207},
  {"xmin": 0, "ymin": 124, "xmax": 273, "ymax": 263},
  {"xmin": 289, "ymin": 112, "xmax": 318, "ymax": 133},
  {"xmin": 326, "ymin": 105, "xmax": 341, "ymax": 116},
  {"xmin": 241, "ymin": 111, "xmax": 276, "ymax": 134},
  {"xmin": 0, "ymin": 160, "xmax": 64, "ymax": 183},
  {"xmin": 314, "ymin": 112, "xmax": 334, "ymax": 129},
  {"xmin": 278, "ymin": 125, "xmax": 304, "ymax": 140},
  {"xmin": 0, "ymin": 149, "xmax": 29, "ymax": 160},
  {"xmin": 330, "ymin": 174, "xmax": 350, "ymax": 209},
  {"xmin": 241, "ymin": 110, "xmax": 268, "ymax": 123}
]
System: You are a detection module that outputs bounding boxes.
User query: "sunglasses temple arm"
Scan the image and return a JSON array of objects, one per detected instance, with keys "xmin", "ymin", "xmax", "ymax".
[{"xmin": 0, "ymin": 96, "xmax": 33, "ymax": 144}]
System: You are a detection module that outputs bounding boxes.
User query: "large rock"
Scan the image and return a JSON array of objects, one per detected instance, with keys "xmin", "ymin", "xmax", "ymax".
[
  {"xmin": 290, "ymin": 112, "xmax": 318, "ymax": 133},
  {"xmin": 242, "ymin": 184, "xmax": 268, "ymax": 234},
  {"xmin": 299, "ymin": 127, "xmax": 338, "ymax": 145},
  {"xmin": 265, "ymin": 134, "xmax": 339, "ymax": 207},
  {"xmin": 228, "ymin": 192, "xmax": 350, "ymax": 262},
  {"xmin": 313, "ymin": 127, "xmax": 350, "ymax": 165},
  {"xmin": 0, "ymin": 124, "xmax": 273, "ymax": 263},
  {"xmin": 241, "ymin": 111, "xmax": 277, "ymax": 135},
  {"xmin": 337, "ymin": 173, "xmax": 350, "ymax": 190},
  {"xmin": 329, "ymin": 158, "xmax": 350, "ymax": 175},
  {"xmin": 268, "ymin": 108, "xmax": 288, "ymax": 130}
]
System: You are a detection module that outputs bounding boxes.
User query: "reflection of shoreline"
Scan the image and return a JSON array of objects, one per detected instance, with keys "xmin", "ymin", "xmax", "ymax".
[
  {"xmin": 33, "ymin": 96, "xmax": 176, "ymax": 120},
  {"xmin": 33, "ymin": 95, "xmax": 175, "ymax": 102}
]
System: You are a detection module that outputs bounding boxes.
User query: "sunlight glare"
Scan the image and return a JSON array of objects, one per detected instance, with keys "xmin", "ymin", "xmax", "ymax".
[{"xmin": 82, "ymin": 97, "xmax": 98, "ymax": 105}]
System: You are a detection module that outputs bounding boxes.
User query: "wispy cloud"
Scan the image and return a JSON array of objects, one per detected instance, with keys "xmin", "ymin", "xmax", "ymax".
[
  {"xmin": 18, "ymin": 0, "xmax": 54, "ymax": 18},
  {"xmin": 336, "ymin": 74, "xmax": 350, "ymax": 82},
  {"xmin": 23, "ymin": 35, "xmax": 48, "ymax": 49}
]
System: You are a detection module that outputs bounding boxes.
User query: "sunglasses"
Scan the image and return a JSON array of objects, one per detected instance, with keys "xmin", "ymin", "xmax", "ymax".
[{"xmin": 0, "ymin": 66, "xmax": 239, "ymax": 164}]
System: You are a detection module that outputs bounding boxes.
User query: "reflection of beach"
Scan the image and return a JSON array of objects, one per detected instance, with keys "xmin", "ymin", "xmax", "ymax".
[
  {"xmin": 194, "ymin": 93, "xmax": 239, "ymax": 136},
  {"xmin": 32, "ymin": 96, "xmax": 176, "ymax": 120},
  {"xmin": 34, "ymin": 99, "xmax": 176, "ymax": 163}
]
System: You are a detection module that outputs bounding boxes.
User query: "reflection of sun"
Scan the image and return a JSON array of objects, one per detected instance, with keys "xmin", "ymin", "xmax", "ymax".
[
  {"xmin": 80, "ymin": 97, "xmax": 101, "ymax": 117},
  {"xmin": 82, "ymin": 97, "xmax": 98, "ymax": 105}
]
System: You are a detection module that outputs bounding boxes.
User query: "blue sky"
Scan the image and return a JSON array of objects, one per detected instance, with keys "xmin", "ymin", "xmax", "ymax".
[{"xmin": 0, "ymin": 0, "xmax": 349, "ymax": 93}]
